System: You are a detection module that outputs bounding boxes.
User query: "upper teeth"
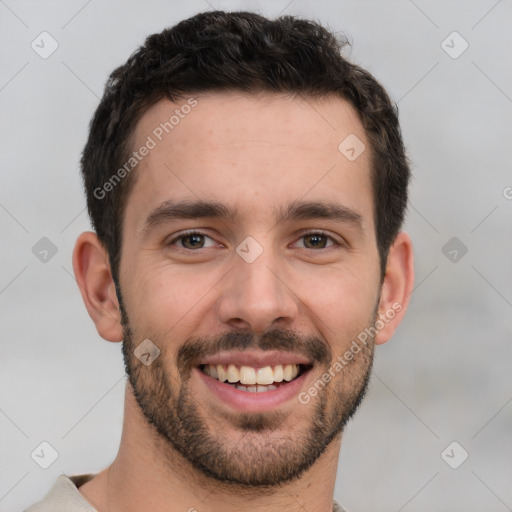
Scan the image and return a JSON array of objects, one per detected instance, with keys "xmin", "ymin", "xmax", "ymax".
[{"xmin": 202, "ymin": 364, "xmax": 300, "ymax": 385}]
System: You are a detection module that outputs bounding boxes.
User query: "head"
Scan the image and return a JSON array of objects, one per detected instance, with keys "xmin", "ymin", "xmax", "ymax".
[{"xmin": 73, "ymin": 11, "xmax": 414, "ymax": 488}]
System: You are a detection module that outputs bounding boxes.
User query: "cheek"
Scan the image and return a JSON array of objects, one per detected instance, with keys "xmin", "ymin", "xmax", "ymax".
[
  {"xmin": 123, "ymin": 262, "xmax": 221, "ymax": 335},
  {"xmin": 293, "ymin": 265, "xmax": 378, "ymax": 341}
]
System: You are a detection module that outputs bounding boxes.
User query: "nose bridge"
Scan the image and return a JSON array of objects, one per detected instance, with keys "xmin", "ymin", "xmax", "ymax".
[{"xmin": 217, "ymin": 239, "xmax": 297, "ymax": 332}]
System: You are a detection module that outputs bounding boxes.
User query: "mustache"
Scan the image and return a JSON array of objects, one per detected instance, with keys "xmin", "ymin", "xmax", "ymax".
[{"xmin": 176, "ymin": 329, "xmax": 332, "ymax": 377}]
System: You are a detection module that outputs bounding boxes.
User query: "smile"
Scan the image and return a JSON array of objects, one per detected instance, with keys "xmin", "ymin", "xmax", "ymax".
[
  {"xmin": 195, "ymin": 350, "xmax": 313, "ymax": 411},
  {"xmin": 200, "ymin": 363, "xmax": 305, "ymax": 392}
]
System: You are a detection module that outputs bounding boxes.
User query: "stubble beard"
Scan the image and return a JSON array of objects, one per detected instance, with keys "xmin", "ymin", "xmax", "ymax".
[{"xmin": 119, "ymin": 296, "xmax": 376, "ymax": 488}]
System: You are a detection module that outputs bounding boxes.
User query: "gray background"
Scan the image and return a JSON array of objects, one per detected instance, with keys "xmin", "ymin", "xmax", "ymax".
[{"xmin": 1, "ymin": 1, "xmax": 511, "ymax": 511}]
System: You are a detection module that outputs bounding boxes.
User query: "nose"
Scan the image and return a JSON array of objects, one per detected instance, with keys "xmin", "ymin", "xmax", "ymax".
[{"xmin": 215, "ymin": 246, "xmax": 299, "ymax": 334}]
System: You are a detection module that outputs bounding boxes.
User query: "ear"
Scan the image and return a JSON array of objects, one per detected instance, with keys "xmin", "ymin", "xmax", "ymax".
[
  {"xmin": 72, "ymin": 231, "xmax": 124, "ymax": 342},
  {"xmin": 374, "ymin": 231, "xmax": 414, "ymax": 345}
]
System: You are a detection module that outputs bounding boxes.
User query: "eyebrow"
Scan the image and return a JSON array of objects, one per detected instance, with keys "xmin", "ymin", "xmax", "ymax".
[
  {"xmin": 278, "ymin": 200, "xmax": 363, "ymax": 229},
  {"xmin": 142, "ymin": 199, "xmax": 364, "ymax": 234},
  {"xmin": 142, "ymin": 200, "xmax": 236, "ymax": 234}
]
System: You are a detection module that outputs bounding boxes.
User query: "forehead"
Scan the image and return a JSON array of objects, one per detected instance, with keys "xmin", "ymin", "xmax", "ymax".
[{"xmin": 125, "ymin": 91, "xmax": 374, "ymax": 232}]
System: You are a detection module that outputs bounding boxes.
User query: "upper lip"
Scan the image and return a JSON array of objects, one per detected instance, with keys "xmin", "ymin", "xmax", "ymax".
[{"xmin": 198, "ymin": 350, "xmax": 312, "ymax": 368}]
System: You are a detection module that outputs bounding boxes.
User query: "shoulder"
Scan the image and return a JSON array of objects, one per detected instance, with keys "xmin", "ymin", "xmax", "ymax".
[{"xmin": 23, "ymin": 473, "xmax": 97, "ymax": 512}]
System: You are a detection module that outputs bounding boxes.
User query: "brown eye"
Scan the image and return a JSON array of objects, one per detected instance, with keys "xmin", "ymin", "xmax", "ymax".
[
  {"xmin": 296, "ymin": 232, "xmax": 336, "ymax": 249},
  {"xmin": 168, "ymin": 231, "xmax": 217, "ymax": 250},
  {"xmin": 181, "ymin": 234, "xmax": 205, "ymax": 249},
  {"xmin": 303, "ymin": 234, "xmax": 328, "ymax": 248}
]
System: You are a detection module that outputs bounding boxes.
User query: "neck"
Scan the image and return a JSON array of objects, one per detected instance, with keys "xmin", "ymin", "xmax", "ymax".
[{"xmin": 78, "ymin": 382, "xmax": 341, "ymax": 512}]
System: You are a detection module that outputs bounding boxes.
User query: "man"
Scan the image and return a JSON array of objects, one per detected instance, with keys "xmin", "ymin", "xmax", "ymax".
[{"xmin": 26, "ymin": 10, "xmax": 414, "ymax": 512}]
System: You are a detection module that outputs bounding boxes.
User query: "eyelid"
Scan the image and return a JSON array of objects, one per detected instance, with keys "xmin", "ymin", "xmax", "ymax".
[
  {"xmin": 166, "ymin": 229, "xmax": 219, "ymax": 248},
  {"xmin": 291, "ymin": 229, "xmax": 344, "ymax": 249},
  {"xmin": 166, "ymin": 229, "xmax": 346, "ymax": 250}
]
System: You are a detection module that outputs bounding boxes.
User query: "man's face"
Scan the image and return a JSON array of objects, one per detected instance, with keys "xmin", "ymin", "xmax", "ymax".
[{"xmin": 117, "ymin": 92, "xmax": 381, "ymax": 486}]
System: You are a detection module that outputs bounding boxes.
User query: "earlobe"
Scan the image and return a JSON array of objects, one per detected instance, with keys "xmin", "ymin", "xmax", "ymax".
[
  {"xmin": 374, "ymin": 231, "xmax": 414, "ymax": 345},
  {"xmin": 72, "ymin": 231, "xmax": 124, "ymax": 342}
]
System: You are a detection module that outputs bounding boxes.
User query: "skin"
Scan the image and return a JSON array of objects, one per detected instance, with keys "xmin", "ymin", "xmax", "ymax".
[{"xmin": 72, "ymin": 91, "xmax": 414, "ymax": 512}]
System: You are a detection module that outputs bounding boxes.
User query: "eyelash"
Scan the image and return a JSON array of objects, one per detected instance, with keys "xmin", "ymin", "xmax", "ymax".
[{"xmin": 167, "ymin": 229, "xmax": 343, "ymax": 250}]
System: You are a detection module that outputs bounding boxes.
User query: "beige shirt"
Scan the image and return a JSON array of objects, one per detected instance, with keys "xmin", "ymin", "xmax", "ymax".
[{"xmin": 24, "ymin": 474, "xmax": 348, "ymax": 512}]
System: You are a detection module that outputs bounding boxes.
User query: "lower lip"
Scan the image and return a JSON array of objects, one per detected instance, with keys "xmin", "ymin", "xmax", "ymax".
[{"xmin": 195, "ymin": 367, "xmax": 310, "ymax": 413}]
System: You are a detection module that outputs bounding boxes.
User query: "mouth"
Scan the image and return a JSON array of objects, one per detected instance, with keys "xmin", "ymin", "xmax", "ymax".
[
  {"xmin": 194, "ymin": 351, "xmax": 314, "ymax": 412},
  {"xmin": 199, "ymin": 363, "xmax": 309, "ymax": 393}
]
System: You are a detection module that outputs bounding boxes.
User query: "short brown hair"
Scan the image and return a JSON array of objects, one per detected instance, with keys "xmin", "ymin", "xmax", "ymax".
[{"xmin": 81, "ymin": 10, "xmax": 410, "ymax": 284}]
